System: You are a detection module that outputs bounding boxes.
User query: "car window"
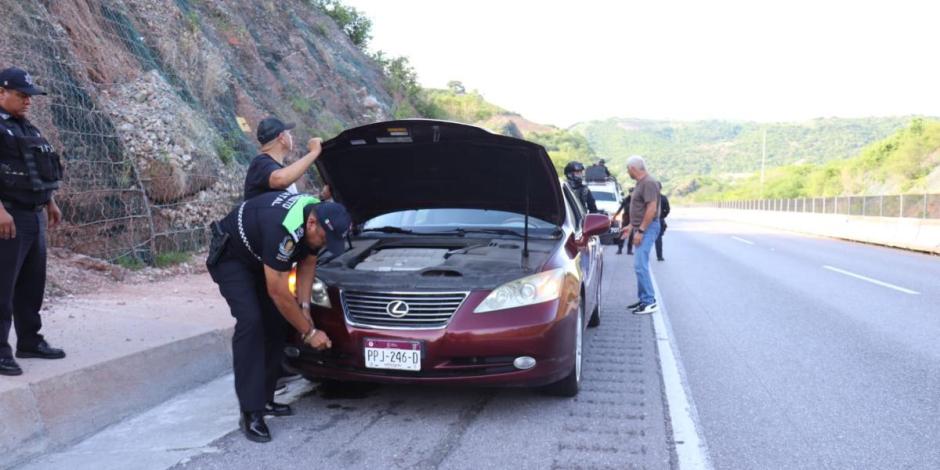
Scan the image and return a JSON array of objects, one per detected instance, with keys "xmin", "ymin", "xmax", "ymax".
[
  {"xmin": 591, "ymin": 190, "xmax": 617, "ymax": 202},
  {"xmin": 562, "ymin": 184, "xmax": 585, "ymax": 227},
  {"xmin": 363, "ymin": 209, "xmax": 556, "ymax": 230}
]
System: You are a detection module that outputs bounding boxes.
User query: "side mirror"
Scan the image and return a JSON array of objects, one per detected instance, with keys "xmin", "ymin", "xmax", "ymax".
[
  {"xmin": 582, "ymin": 214, "xmax": 611, "ymax": 238},
  {"xmin": 569, "ymin": 214, "xmax": 612, "ymax": 252}
]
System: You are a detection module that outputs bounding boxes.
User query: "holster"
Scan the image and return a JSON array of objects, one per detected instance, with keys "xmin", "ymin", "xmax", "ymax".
[{"xmin": 206, "ymin": 221, "xmax": 230, "ymax": 267}]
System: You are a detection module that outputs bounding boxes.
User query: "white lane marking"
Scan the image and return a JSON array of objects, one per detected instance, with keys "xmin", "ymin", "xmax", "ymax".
[
  {"xmin": 650, "ymin": 270, "xmax": 714, "ymax": 470},
  {"xmin": 822, "ymin": 265, "xmax": 920, "ymax": 295},
  {"xmin": 731, "ymin": 236, "xmax": 755, "ymax": 245}
]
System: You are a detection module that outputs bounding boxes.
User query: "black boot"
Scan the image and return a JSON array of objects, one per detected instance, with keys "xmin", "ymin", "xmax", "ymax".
[
  {"xmin": 0, "ymin": 357, "xmax": 23, "ymax": 376},
  {"xmin": 16, "ymin": 340, "xmax": 66, "ymax": 359},
  {"xmin": 265, "ymin": 401, "xmax": 294, "ymax": 417},
  {"xmin": 240, "ymin": 411, "xmax": 271, "ymax": 443}
]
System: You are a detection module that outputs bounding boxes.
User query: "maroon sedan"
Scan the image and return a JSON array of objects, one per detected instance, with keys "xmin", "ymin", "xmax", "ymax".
[{"xmin": 285, "ymin": 120, "xmax": 609, "ymax": 396}]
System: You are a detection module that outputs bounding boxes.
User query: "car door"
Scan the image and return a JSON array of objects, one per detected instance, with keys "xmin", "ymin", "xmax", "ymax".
[{"xmin": 562, "ymin": 184, "xmax": 600, "ymax": 315}]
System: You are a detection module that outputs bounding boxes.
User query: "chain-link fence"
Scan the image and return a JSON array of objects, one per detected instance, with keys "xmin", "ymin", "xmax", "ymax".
[
  {"xmin": 2, "ymin": 0, "xmax": 387, "ymax": 265},
  {"xmin": 0, "ymin": 1, "xmax": 254, "ymax": 265},
  {"xmin": 715, "ymin": 193, "xmax": 940, "ymax": 219}
]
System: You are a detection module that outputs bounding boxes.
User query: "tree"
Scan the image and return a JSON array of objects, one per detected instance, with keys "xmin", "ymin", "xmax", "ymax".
[
  {"xmin": 446, "ymin": 80, "xmax": 466, "ymax": 94},
  {"xmin": 312, "ymin": 0, "xmax": 372, "ymax": 48}
]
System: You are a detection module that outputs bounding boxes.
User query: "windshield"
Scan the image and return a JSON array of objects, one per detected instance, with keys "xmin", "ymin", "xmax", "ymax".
[
  {"xmin": 590, "ymin": 190, "xmax": 617, "ymax": 202},
  {"xmin": 362, "ymin": 209, "xmax": 557, "ymax": 232}
]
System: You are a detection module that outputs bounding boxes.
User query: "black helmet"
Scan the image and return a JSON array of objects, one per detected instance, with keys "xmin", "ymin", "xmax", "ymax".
[
  {"xmin": 599, "ymin": 158, "xmax": 606, "ymax": 165},
  {"xmin": 564, "ymin": 161, "xmax": 585, "ymax": 175},
  {"xmin": 564, "ymin": 161, "xmax": 585, "ymax": 185}
]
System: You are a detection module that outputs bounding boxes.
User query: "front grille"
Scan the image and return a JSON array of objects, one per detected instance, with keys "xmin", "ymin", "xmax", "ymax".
[{"xmin": 341, "ymin": 290, "xmax": 469, "ymax": 329}]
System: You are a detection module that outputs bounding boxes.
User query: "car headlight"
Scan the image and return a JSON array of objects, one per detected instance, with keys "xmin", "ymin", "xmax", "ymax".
[
  {"xmin": 312, "ymin": 278, "xmax": 331, "ymax": 308},
  {"xmin": 474, "ymin": 268, "xmax": 565, "ymax": 313}
]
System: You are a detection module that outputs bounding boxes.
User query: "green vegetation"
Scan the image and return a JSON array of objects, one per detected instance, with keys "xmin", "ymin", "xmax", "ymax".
[
  {"xmin": 527, "ymin": 129, "xmax": 597, "ymax": 175},
  {"xmin": 114, "ymin": 253, "xmax": 146, "ymax": 270},
  {"xmin": 370, "ymin": 52, "xmax": 439, "ymax": 118},
  {"xmin": 185, "ymin": 11, "xmax": 200, "ymax": 32},
  {"xmin": 680, "ymin": 119, "xmax": 940, "ymax": 201},
  {"xmin": 311, "ymin": 0, "xmax": 372, "ymax": 48},
  {"xmin": 154, "ymin": 250, "xmax": 192, "ymax": 268},
  {"xmin": 289, "ymin": 94, "xmax": 314, "ymax": 114},
  {"xmin": 423, "ymin": 85, "xmax": 506, "ymax": 123},
  {"xmin": 575, "ymin": 117, "xmax": 917, "ymax": 187},
  {"xmin": 214, "ymin": 133, "xmax": 238, "ymax": 165}
]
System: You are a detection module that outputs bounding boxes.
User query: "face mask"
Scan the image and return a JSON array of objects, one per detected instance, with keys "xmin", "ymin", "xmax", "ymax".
[{"xmin": 283, "ymin": 132, "xmax": 294, "ymax": 152}]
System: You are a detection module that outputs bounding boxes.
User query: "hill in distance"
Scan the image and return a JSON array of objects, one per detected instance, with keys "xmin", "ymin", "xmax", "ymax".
[{"xmin": 572, "ymin": 116, "xmax": 926, "ymax": 188}]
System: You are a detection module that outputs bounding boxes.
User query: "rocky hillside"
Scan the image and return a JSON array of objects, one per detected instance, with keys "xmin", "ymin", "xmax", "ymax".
[{"xmin": 0, "ymin": 0, "xmax": 407, "ymax": 262}]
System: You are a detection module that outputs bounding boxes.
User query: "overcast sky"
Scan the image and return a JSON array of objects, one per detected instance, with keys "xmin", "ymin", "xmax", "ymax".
[{"xmin": 343, "ymin": 0, "xmax": 940, "ymax": 128}]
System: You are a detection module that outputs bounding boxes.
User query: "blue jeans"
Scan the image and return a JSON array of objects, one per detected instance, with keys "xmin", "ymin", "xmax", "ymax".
[{"xmin": 633, "ymin": 219, "xmax": 660, "ymax": 304}]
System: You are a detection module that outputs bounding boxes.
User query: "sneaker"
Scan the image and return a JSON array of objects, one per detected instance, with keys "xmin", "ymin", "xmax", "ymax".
[
  {"xmin": 626, "ymin": 300, "xmax": 642, "ymax": 310},
  {"xmin": 657, "ymin": 257, "xmax": 665, "ymax": 262},
  {"xmin": 632, "ymin": 302, "xmax": 658, "ymax": 315}
]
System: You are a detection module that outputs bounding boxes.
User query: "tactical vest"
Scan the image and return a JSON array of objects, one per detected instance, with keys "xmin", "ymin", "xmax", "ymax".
[{"xmin": 0, "ymin": 119, "xmax": 62, "ymax": 205}]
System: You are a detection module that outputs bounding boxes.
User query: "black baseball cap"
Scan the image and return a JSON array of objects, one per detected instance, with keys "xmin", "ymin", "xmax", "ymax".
[
  {"xmin": 256, "ymin": 116, "xmax": 295, "ymax": 145},
  {"xmin": 310, "ymin": 202, "xmax": 352, "ymax": 259},
  {"xmin": 0, "ymin": 68, "xmax": 47, "ymax": 96}
]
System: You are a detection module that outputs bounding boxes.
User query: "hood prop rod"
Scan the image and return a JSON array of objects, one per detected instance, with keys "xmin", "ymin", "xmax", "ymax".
[{"xmin": 522, "ymin": 152, "xmax": 530, "ymax": 270}]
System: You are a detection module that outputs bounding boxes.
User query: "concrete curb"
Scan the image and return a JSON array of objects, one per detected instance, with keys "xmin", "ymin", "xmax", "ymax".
[{"xmin": 1, "ymin": 326, "xmax": 233, "ymax": 469}]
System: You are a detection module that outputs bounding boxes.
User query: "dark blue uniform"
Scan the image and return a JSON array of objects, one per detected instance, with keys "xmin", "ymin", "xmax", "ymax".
[
  {"xmin": 208, "ymin": 191, "xmax": 318, "ymax": 412},
  {"xmin": 243, "ymin": 153, "xmax": 296, "ymax": 201},
  {"xmin": 0, "ymin": 107, "xmax": 62, "ymax": 362}
]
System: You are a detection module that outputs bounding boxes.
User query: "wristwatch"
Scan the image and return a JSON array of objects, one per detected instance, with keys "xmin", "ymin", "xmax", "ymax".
[
  {"xmin": 636, "ymin": 227, "xmax": 645, "ymax": 234},
  {"xmin": 302, "ymin": 326, "xmax": 318, "ymax": 343}
]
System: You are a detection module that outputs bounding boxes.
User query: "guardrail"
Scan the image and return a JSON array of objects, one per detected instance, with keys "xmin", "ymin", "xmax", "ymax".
[{"xmin": 711, "ymin": 193, "xmax": 940, "ymax": 219}]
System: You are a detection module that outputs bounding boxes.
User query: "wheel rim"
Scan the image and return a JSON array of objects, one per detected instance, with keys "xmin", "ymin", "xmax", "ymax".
[{"xmin": 575, "ymin": 305, "xmax": 583, "ymax": 383}]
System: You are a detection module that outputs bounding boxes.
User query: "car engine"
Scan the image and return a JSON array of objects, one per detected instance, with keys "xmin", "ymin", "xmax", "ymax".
[{"xmin": 354, "ymin": 248, "xmax": 450, "ymax": 272}]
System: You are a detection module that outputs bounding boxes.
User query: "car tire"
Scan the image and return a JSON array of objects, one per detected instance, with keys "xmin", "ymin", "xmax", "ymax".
[
  {"xmin": 588, "ymin": 303, "xmax": 600, "ymax": 328},
  {"xmin": 589, "ymin": 270, "xmax": 602, "ymax": 328},
  {"xmin": 544, "ymin": 302, "xmax": 583, "ymax": 397}
]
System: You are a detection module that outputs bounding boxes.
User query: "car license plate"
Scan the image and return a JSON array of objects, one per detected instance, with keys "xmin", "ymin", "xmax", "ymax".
[{"xmin": 364, "ymin": 339, "xmax": 421, "ymax": 371}]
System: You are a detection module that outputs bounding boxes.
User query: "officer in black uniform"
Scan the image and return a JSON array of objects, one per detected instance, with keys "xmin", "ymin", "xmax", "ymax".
[
  {"xmin": 613, "ymin": 188, "xmax": 633, "ymax": 255},
  {"xmin": 564, "ymin": 160, "xmax": 598, "ymax": 213},
  {"xmin": 206, "ymin": 191, "xmax": 351, "ymax": 443},
  {"xmin": 243, "ymin": 116, "xmax": 322, "ymax": 201},
  {"xmin": 0, "ymin": 67, "xmax": 66, "ymax": 376},
  {"xmin": 655, "ymin": 182, "xmax": 671, "ymax": 262}
]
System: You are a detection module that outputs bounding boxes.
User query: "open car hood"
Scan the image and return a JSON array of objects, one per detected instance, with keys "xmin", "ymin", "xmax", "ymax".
[{"xmin": 317, "ymin": 120, "xmax": 566, "ymax": 226}]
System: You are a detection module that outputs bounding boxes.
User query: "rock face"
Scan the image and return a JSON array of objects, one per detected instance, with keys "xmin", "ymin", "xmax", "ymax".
[{"xmin": 0, "ymin": 0, "xmax": 404, "ymax": 261}]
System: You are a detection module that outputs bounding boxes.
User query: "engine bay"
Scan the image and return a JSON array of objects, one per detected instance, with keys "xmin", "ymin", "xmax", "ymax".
[{"xmin": 318, "ymin": 236, "xmax": 559, "ymax": 289}]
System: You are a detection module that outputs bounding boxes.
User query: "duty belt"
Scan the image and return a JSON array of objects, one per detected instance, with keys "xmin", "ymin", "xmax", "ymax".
[
  {"xmin": 2, "ymin": 200, "xmax": 46, "ymax": 212},
  {"xmin": 237, "ymin": 202, "xmax": 262, "ymax": 262}
]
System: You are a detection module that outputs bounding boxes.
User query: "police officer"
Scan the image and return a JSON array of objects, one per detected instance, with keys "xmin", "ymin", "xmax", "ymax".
[
  {"xmin": 0, "ymin": 67, "xmax": 65, "ymax": 376},
  {"xmin": 655, "ymin": 182, "xmax": 671, "ymax": 262},
  {"xmin": 564, "ymin": 161, "xmax": 598, "ymax": 213},
  {"xmin": 585, "ymin": 158, "xmax": 612, "ymax": 182},
  {"xmin": 206, "ymin": 191, "xmax": 351, "ymax": 443},
  {"xmin": 612, "ymin": 187, "xmax": 633, "ymax": 255},
  {"xmin": 244, "ymin": 116, "xmax": 325, "ymax": 391},
  {"xmin": 244, "ymin": 116, "xmax": 322, "ymax": 201}
]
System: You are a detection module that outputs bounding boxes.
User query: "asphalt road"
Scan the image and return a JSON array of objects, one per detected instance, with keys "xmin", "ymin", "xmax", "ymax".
[
  {"xmin": 655, "ymin": 211, "xmax": 940, "ymax": 469},
  {"xmin": 173, "ymin": 249, "xmax": 674, "ymax": 470}
]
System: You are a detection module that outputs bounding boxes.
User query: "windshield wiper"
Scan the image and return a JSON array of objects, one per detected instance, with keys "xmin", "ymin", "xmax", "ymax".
[
  {"xmin": 360, "ymin": 226, "xmax": 450, "ymax": 236},
  {"xmin": 436, "ymin": 228, "xmax": 562, "ymax": 239},
  {"xmin": 359, "ymin": 226, "xmax": 416, "ymax": 235}
]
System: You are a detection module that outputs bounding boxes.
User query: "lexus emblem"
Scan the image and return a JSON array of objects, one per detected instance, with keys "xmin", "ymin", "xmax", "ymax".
[{"xmin": 386, "ymin": 300, "xmax": 410, "ymax": 318}]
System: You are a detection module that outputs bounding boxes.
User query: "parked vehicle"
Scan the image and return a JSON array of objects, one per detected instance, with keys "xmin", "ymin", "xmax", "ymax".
[
  {"xmin": 284, "ymin": 120, "xmax": 609, "ymax": 397},
  {"xmin": 587, "ymin": 179, "xmax": 624, "ymax": 245}
]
